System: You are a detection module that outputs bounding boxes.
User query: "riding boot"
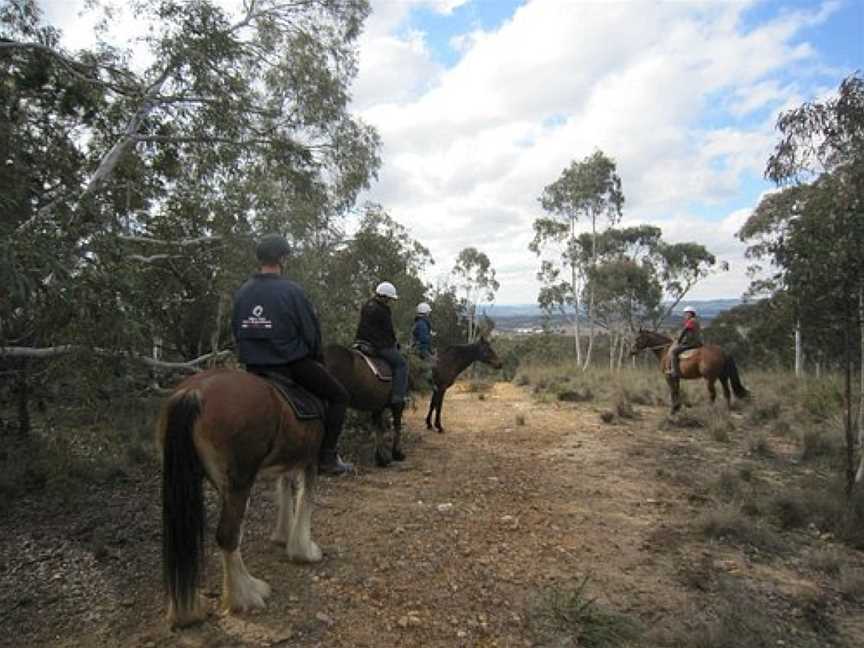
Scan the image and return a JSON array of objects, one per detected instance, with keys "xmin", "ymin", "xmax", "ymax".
[{"xmin": 318, "ymin": 426, "xmax": 353, "ymax": 476}]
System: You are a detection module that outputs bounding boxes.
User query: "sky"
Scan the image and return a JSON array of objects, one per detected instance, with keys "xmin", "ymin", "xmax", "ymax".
[{"xmin": 42, "ymin": 0, "xmax": 864, "ymax": 304}]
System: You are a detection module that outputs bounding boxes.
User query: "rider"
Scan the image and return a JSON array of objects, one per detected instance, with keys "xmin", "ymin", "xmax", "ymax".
[
  {"xmin": 411, "ymin": 302, "xmax": 433, "ymax": 359},
  {"xmin": 354, "ymin": 281, "xmax": 408, "ymax": 407},
  {"xmin": 669, "ymin": 306, "xmax": 703, "ymax": 378},
  {"xmin": 232, "ymin": 234, "xmax": 353, "ymax": 476}
]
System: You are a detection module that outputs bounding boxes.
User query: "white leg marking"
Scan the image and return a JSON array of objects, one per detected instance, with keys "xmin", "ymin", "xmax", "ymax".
[
  {"xmin": 286, "ymin": 471, "xmax": 322, "ymax": 563},
  {"xmin": 270, "ymin": 475, "xmax": 293, "ymax": 545},
  {"xmin": 221, "ymin": 549, "xmax": 271, "ymax": 614}
]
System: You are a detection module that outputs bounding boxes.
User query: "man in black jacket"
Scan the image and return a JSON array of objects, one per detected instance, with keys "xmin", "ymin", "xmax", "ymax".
[
  {"xmin": 354, "ymin": 281, "xmax": 408, "ymax": 406},
  {"xmin": 232, "ymin": 234, "xmax": 352, "ymax": 475}
]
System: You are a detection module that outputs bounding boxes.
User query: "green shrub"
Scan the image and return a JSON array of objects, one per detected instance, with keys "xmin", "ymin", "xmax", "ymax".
[
  {"xmin": 747, "ymin": 401, "xmax": 781, "ymax": 425},
  {"xmin": 528, "ymin": 577, "xmax": 643, "ymax": 648}
]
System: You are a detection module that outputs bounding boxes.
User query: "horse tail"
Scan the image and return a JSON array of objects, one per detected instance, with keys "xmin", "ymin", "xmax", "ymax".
[
  {"xmin": 723, "ymin": 355, "xmax": 750, "ymax": 399},
  {"xmin": 159, "ymin": 387, "xmax": 206, "ymax": 622}
]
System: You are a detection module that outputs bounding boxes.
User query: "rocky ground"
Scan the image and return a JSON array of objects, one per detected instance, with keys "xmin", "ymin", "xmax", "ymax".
[{"xmin": 1, "ymin": 381, "xmax": 863, "ymax": 647}]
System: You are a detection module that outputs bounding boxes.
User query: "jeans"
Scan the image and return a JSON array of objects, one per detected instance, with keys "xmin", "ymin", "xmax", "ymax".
[
  {"xmin": 669, "ymin": 343, "xmax": 696, "ymax": 376},
  {"xmin": 376, "ymin": 346, "xmax": 408, "ymax": 403}
]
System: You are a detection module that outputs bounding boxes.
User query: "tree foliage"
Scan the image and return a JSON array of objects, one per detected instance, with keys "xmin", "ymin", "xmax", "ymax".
[
  {"xmin": 740, "ymin": 72, "xmax": 864, "ymax": 494},
  {"xmin": 451, "ymin": 247, "xmax": 499, "ymax": 343}
]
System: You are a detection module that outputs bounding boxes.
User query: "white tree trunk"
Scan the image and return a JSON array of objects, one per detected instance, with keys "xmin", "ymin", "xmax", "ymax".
[
  {"xmin": 571, "ymin": 264, "xmax": 583, "ymax": 365},
  {"xmin": 617, "ymin": 334, "xmax": 627, "ymax": 371},
  {"xmin": 582, "ymin": 211, "xmax": 598, "ymax": 371}
]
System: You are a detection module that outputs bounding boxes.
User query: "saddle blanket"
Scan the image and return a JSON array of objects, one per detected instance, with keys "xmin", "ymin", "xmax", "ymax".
[
  {"xmin": 256, "ymin": 371, "xmax": 326, "ymax": 420},
  {"xmin": 351, "ymin": 344, "xmax": 392, "ymax": 382}
]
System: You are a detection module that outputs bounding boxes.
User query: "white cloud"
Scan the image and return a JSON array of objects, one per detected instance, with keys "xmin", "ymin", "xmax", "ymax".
[
  {"xmin": 353, "ymin": 0, "xmax": 844, "ymax": 303},
  {"xmin": 40, "ymin": 0, "xmax": 843, "ymax": 304}
]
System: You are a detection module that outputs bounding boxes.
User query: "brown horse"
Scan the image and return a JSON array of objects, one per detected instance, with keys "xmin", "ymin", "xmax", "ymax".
[
  {"xmin": 426, "ymin": 337, "xmax": 503, "ymax": 433},
  {"xmin": 157, "ymin": 369, "xmax": 324, "ymax": 628},
  {"xmin": 632, "ymin": 329, "xmax": 749, "ymax": 414},
  {"xmin": 323, "ymin": 344, "xmax": 405, "ymax": 467}
]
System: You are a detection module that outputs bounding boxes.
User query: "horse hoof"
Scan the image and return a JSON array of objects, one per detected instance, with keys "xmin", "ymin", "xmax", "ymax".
[
  {"xmin": 436, "ymin": 427, "xmax": 445, "ymax": 434},
  {"xmin": 392, "ymin": 448, "xmax": 406, "ymax": 462}
]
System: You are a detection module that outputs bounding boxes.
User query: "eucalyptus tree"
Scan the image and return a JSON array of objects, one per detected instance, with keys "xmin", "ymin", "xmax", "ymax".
[
  {"xmin": 451, "ymin": 247, "xmax": 499, "ymax": 343},
  {"xmin": 325, "ymin": 204, "xmax": 433, "ymax": 344},
  {"xmin": 531, "ymin": 150, "xmax": 623, "ymax": 368},
  {"xmin": 739, "ymin": 73, "xmax": 864, "ymax": 493},
  {"xmin": 1, "ymin": 0, "xmax": 380, "ymax": 430},
  {"xmin": 582, "ymin": 225, "xmax": 720, "ymax": 368},
  {"xmin": 1, "ymin": 0, "xmax": 379, "ymax": 356}
]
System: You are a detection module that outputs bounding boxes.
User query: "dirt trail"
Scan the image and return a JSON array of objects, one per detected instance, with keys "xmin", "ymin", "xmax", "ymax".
[{"xmin": 2, "ymin": 382, "xmax": 861, "ymax": 647}]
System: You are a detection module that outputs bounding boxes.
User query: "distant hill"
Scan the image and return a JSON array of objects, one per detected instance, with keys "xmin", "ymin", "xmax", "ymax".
[{"xmin": 485, "ymin": 299, "xmax": 742, "ymax": 333}]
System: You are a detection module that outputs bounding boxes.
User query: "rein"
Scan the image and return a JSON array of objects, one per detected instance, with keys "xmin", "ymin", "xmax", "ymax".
[{"xmin": 643, "ymin": 343, "xmax": 671, "ymax": 351}]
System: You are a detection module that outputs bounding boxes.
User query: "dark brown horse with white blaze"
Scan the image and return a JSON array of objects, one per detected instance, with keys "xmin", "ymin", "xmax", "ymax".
[
  {"xmin": 632, "ymin": 329, "xmax": 750, "ymax": 414},
  {"xmin": 157, "ymin": 369, "xmax": 324, "ymax": 628},
  {"xmin": 426, "ymin": 337, "xmax": 503, "ymax": 432},
  {"xmin": 324, "ymin": 344, "xmax": 406, "ymax": 467}
]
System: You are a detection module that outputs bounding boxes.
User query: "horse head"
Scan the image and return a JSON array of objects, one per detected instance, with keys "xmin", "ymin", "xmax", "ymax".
[
  {"xmin": 631, "ymin": 329, "xmax": 652, "ymax": 355},
  {"xmin": 631, "ymin": 329, "xmax": 669, "ymax": 355},
  {"xmin": 477, "ymin": 336, "xmax": 503, "ymax": 369}
]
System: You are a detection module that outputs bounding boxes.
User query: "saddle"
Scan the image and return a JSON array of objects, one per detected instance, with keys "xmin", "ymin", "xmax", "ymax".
[
  {"xmin": 351, "ymin": 342, "xmax": 392, "ymax": 382},
  {"xmin": 255, "ymin": 370, "xmax": 326, "ymax": 420},
  {"xmin": 665, "ymin": 348, "xmax": 700, "ymax": 373}
]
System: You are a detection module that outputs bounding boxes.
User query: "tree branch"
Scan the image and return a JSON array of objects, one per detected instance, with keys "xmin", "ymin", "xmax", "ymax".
[
  {"xmin": 119, "ymin": 235, "xmax": 224, "ymax": 246},
  {"xmin": 0, "ymin": 345, "xmax": 232, "ymax": 372}
]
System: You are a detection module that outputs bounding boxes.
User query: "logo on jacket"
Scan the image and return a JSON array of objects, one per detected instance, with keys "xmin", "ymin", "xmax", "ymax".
[{"xmin": 241, "ymin": 304, "xmax": 273, "ymax": 330}]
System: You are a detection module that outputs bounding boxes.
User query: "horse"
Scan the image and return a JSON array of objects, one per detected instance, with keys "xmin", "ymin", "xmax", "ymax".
[
  {"xmin": 156, "ymin": 369, "xmax": 324, "ymax": 628},
  {"xmin": 426, "ymin": 336, "xmax": 503, "ymax": 433},
  {"xmin": 323, "ymin": 344, "xmax": 405, "ymax": 467},
  {"xmin": 631, "ymin": 329, "xmax": 750, "ymax": 414}
]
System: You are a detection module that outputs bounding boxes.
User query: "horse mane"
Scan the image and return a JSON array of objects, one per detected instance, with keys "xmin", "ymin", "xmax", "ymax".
[
  {"xmin": 643, "ymin": 330, "xmax": 672, "ymax": 344},
  {"xmin": 439, "ymin": 341, "xmax": 483, "ymax": 359}
]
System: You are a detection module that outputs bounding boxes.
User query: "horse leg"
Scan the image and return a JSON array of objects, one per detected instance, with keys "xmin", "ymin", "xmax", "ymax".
[
  {"xmin": 372, "ymin": 411, "xmax": 391, "ymax": 467},
  {"xmin": 286, "ymin": 465, "xmax": 323, "ymax": 563},
  {"xmin": 217, "ymin": 485, "xmax": 271, "ymax": 614},
  {"xmin": 270, "ymin": 474, "xmax": 292, "ymax": 546},
  {"xmin": 666, "ymin": 376, "xmax": 681, "ymax": 414},
  {"xmin": 720, "ymin": 376, "xmax": 732, "ymax": 409},
  {"xmin": 434, "ymin": 388, "xmax": 447, "ymax": 433},
  {"xmin": 665, "ymin": 376, "xmax": 679, "ymax": 414},
  {"xmin": 391, "ymin": 403, "xmax": 405, "ymax": 462},
  {"xmin": 425, "ymin": 388, "xmax": 437, "ymax": 430},
  {"xmin": 707, "ymin": 378, "xmax": 717, "ymax": 406}
]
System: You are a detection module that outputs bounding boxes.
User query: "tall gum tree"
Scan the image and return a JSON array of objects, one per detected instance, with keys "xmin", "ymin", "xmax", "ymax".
[
  {"xmin": 740, "ymin": 73, "xmax": 864, "ymax": 494},
  {"xmin": 451, "ymin": 247, "xmax": 499, "ymax": 344},
  {"xmin": 531, "ymin": 150, "xmax": 623, "ymax": 369},
  {"xmin": 0, "ymin": 0, "xmax": 381, "ymax": 430}
]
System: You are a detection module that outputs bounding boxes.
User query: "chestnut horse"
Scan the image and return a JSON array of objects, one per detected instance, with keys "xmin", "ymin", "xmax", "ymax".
[
  {"xmin": 157, "ymin": 369, "xmax": 324, "ymax": 628},
  {"xmin": 426, "ymin": 337, "xmax": 503, "ymax": 433},
  {"xmin": 632, "ymin": 329, "xmax": 749, "ymax": 414},
  {"xmin": 324, "ymin": 344, "xmax": 405, "ymax": 467}
]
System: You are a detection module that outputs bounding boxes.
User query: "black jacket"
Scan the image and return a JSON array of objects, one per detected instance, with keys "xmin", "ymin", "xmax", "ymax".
[
  {"xmin": 354, "ymin": 297, "xmax": 397, "ymax": 349},
  {"xmin": 231, "ymin": 273, "xmax": 322, "ymax": 365}
]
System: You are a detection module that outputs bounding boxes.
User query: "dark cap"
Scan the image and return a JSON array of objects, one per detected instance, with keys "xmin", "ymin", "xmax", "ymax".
[{"xmin": 256, "ymin": 234, "xmax": 291, "ymax": 264}]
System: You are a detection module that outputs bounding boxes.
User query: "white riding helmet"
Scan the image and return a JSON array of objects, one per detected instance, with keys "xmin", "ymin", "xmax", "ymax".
[
  {"xmin": 375, "ymin": 281, "xmax": 398, "ymax": 300},
  {"xmin": 416, "ymin": 302, "xmax": 432, "ymax": 315},
  {"xmin": 682, "ymin": 306, "xmax": 696, "ymax": 315}
]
